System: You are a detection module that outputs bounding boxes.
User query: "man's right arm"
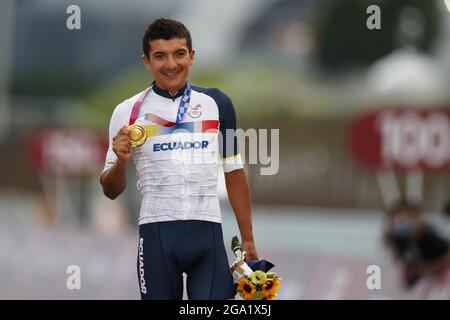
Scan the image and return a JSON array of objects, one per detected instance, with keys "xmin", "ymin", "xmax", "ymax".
[
  {"xmin": 100, "ymin": 159, "xmax": 128, "ymax": 199},
  {"xmin": 100, "ymin": 125, "xmax": 132, "ymax": 199}
]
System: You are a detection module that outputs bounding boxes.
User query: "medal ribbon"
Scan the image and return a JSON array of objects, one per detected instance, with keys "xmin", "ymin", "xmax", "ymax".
[
  {"xmin": 129, "ymin": 82, "xmax": 191, "ymax": 125},
  {"xmin": 175, "ymin": 82, "xmax": 191, "ymax": 123}
]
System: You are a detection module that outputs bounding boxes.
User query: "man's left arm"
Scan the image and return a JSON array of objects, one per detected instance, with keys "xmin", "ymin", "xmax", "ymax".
[
  {"xmin": 213, "ymin": 88, "xmax": 258, "ymax": 260},
  {"xmin": 225, "ymin": 168, "xmax": 258, "ymax": 260}
]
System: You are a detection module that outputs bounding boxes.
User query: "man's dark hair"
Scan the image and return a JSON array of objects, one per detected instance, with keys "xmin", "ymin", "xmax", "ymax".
[{"xmin": 142, "ymin": 17, "xmax": 192, "ymax": 57}]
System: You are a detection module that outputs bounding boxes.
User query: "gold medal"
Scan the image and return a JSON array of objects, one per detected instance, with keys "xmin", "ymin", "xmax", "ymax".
[{"xmin": 128, "ymin": 124, "xmax": 147, "ymax": 148}]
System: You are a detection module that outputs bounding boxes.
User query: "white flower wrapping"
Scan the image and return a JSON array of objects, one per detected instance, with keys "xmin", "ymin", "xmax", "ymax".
[{"xmin": 230, "ymin": 247, "xmax": 254, "ymax": 283}]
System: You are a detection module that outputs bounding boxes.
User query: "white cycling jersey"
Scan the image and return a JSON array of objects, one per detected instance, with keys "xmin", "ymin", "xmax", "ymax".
[{"xmin": 103, "ymin": 82, "xmax": 243, "ymax": 225}]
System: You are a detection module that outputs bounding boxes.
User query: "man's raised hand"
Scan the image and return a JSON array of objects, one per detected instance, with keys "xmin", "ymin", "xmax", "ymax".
[{"xmin": 112, "ymin": 125, "xmax": 132, "ymax": 163}]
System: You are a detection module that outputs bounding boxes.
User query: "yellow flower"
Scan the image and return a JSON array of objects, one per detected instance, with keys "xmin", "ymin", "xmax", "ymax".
[
  {"xmin": 237, "ymin": 277, "xmax": 256, "ymax": 300},
  {"xmin": 262, "ymin": 276, "xmax": 281, "ymax": 299}
]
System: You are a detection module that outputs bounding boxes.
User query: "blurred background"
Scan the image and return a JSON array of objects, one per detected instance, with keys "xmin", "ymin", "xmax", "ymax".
[{"xmin": 0, "ymin": 0, "xmax": 449, "ymax": 299}]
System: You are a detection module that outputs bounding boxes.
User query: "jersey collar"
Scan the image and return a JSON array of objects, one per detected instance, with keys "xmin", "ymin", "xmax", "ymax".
[{"xmin": 152, "ymin": 81, "xmax": 187, "ymax": 100}]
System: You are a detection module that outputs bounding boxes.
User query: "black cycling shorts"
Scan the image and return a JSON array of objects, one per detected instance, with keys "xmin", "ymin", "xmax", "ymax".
[{"xmin": 137, "ymin": 220, "xmax": 235, "ymax": 300}]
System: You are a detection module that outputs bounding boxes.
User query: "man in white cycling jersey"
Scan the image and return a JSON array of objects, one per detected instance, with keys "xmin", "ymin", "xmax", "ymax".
[{"xmin": 100, "ymin": 17, "xmax": 258, "ymax": 300}]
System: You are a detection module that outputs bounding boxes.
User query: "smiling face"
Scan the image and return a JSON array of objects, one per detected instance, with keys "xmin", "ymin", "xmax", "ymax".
[{"xmin": 142, "ymin": 38, "xmax": 195, "ymax": 95}]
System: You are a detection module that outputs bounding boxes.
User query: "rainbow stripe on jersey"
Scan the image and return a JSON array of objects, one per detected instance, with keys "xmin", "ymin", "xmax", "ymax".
[{"xmin": 142, "ymin": 113, "xmax": 219, "ymax": 137}]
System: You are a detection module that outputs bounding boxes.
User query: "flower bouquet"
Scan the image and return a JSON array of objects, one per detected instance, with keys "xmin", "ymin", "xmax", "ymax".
[{"xmin": 230, "ymin": 236, "xmax": 281, "ymax": 300}]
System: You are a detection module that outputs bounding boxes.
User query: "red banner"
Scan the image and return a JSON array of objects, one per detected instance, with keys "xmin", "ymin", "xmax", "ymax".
[
  {"xmin": 348, "ymin": 107, "xmax": 450, "ymax": 171},
  {"xmin": 25, "ymin": 126, "xmax": 108, "ymax": 176}
]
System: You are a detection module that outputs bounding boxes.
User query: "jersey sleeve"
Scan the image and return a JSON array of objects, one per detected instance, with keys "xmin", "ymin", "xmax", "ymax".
[
  {"xmin": 216, "ymin": 90, "xmax": 243, "ymax": 173},
  {"xmin": 102, "ymin": 102, "xmax": 131, "ymax": 173}
]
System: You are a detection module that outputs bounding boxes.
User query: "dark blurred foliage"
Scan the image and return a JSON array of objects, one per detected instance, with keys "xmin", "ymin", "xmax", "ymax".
[{"xmin": 314, "ymin": 0, "xmax": 441, "ymax": 71}]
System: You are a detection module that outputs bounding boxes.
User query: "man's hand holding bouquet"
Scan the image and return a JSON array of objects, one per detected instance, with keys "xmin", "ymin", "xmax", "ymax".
[{"xmin": 230, "ymin": 236, "xmax": 281, "ymax": 300}]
